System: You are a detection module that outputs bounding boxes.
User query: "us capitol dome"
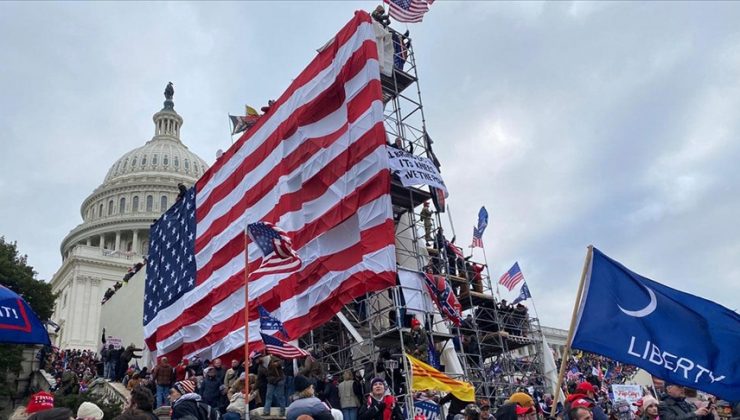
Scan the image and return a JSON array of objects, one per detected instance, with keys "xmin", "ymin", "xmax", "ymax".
[{"xmin": 50, "ymin": 85, "xmax": 210, "ymax": 350}]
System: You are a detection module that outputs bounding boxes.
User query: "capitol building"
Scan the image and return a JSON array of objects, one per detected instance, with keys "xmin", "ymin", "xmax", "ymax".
[{"xmin": 50, "ymin": 88, "xmax": 209, "ymax": 351}]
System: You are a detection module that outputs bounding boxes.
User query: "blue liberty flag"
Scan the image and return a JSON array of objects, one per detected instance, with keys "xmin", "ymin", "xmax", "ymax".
[{"xmin": 571, "ymin": 247, "xmax": 740, "ymax": 401}]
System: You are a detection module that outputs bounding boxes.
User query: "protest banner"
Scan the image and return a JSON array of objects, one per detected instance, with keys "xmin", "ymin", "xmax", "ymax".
[
  {"xmin": 404, "ymin": 399, "xmax": 440, "ymax": 420},
  {"xmin": 105, "ymin": 335, "xmax": 123, "ymax": 349},
  {"xmin": 611, "ymin": 384, "xmax": 642, "ymax": 411},
  {"xmin": 387, "ymin": 147, "xmax": 448, "ymax": 197}
]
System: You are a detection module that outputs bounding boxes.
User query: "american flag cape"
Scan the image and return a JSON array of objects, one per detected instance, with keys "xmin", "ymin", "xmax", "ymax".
[
  {"xmin": 498, "ymin": 262, "xmax": 524, "ymax": 291},
  {"xmin": 144, "ymin": 11, "xmax": 396, "ymax": 362},
  {"xmin": 384, "ymin": 0, "xmax": 432, "ymax": 23},
  {"xmin": 260, "ymin": 332, "xmax": 309, "ymax": 359}
]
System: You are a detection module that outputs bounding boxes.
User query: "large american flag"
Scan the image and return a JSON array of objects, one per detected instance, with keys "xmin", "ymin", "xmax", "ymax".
[
  {"xmin": 384, "ymin": 0, "xmax": 432, "ymax": 23},
  {"xmin": 144, "ymin": 11, "xmax": 396, "ymax": 362},
  {"xmin": 260, "ymin": 333, "xmax": 309, "ymax": 360},
  {"xmin": 498, "ymin": 262, "xmax": 525, "ymax": 291}
]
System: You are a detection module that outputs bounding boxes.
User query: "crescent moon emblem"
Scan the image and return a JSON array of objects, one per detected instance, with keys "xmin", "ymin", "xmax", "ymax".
[{"xmin": 618, "ymin": 284, "xmax": 657, "ymax": 317}]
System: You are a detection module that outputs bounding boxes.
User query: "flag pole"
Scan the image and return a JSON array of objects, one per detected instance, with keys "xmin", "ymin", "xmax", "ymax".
[
  {"xmin": 550, "ymin": 245, "xmax": 593, "ymax": 417},
  {"xmin": 244, "ymin": 228, "xmax": 250, "ymax": 371},
  {"xmin": 480, "ymin": 245, "xmax": 499, "ymax": 299}
]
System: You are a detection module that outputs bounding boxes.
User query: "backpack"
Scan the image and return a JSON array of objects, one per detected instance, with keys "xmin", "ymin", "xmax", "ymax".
[{"xmin": 197, "ymin": 402, "xmax": 221, "ymax": 420}]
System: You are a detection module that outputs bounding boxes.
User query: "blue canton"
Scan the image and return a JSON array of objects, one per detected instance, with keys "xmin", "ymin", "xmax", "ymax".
[
  {"xmin": 143, "ymin": 188, "xmax": 197, "ymax": 326},
  {"xmin": 249, "ymin": 222, "xmax": 282, "ymax": 256}
]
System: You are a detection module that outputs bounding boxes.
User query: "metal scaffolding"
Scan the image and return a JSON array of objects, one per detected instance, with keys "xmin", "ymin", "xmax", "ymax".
[{"xmin": 299, "ymin": 23, "xmax": 546, "ymax": 414}]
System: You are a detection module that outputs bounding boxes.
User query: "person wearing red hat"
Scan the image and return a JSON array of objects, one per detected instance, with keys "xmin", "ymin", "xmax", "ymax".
[
  {"xmin": 26, "ymin": 391, "xmax": 55, "ymax": 415},
  {"xmin": 516, "ymin": 404, "xmax": 537, "ymax": 420},
  {"xmin": 564, "ymin": 383, "xmax": 607, "ymax": 420},
  {"xmin": 405, "ymin": 317, "xmax": 429, "ymax": 362}
]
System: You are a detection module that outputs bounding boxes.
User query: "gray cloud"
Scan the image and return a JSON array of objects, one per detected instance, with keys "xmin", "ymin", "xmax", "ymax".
[{"xmin": 1, "ymin": 1, "xmax": 738, "ymax": 329}]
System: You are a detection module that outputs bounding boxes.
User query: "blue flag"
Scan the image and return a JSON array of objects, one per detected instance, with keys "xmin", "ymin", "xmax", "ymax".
[
  {"xmin": 571, "ymin": 247, "xmax": 740, "ymax": 401},
  {"xmin": 258, "ymin": 306, "xmax": 288, "ymax": 338},
  {"xmin": 471, "ymin": 206, "xmax": 488, "ymax": 248},
  {"xmin": 0, "ymin": 285, "xmax": 51, "ymax": 346},
  {"xmin": 512, "ymin": 282, "xmax": 531, "ymax": 305}
]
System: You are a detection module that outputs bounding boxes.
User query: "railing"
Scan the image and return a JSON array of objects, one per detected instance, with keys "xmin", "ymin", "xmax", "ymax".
[{"xmin": 88, "ymin": 378, "xmax": 130, "ymax": 408}]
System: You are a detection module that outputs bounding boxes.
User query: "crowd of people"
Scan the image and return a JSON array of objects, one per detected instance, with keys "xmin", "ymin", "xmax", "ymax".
[{"xmin": 101, "ymin": 258, "xmax": 147, "ymax": 305}]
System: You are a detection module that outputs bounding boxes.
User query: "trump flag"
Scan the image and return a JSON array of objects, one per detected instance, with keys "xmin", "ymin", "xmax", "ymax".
[
  {"xmin": 0, "ymin": 285, "xmax": 51, "ymax": 346},
  {"xmin": 571, "ymin": 247, "xmax": 740, "ymax": 401}
]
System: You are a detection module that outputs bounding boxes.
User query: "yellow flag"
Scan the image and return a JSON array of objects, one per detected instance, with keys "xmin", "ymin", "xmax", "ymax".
[
  {"xmin": 245, "ymin": 105, "xmax": 259, "ymax": 116},
  {"xmin": 406, "ymin": 354, "xmax": 475, "ymax": 402}
]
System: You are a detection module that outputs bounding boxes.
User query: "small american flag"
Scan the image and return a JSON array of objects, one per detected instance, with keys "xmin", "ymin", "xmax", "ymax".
[
  {"xmin": 260, "ymin": 333, "xmax": 309, "ymax": 359},
  {"xmin": 384, "ymin": 0, "xmax": 432, "ymax": 23},
  {"xmin": 247, "ymin": 222, "xmax": 302, "ymax": 279},
  {"xmin": 498, "ymin": 262, "xmax": 525, "ymax": 291}
]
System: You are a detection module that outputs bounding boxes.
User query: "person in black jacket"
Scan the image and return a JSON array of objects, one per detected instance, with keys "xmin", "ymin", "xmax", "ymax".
[
  {"xmin": 659, "ymin": 384, "xmax": 714, "ymax": 420},
  {"xmin": 199, "ymin": 367, "xmax": 223, "ymax": 410},
  {"xmin": 171, "ymin": 380, "xmax": 214, "ymax": 420},
  {"xmin": 358, "ymin": 378, "xmax": 403, "ymax": 420},
  {"xmin": 441, "ymin": 392, "xmax": 469, "ymax": 420}
]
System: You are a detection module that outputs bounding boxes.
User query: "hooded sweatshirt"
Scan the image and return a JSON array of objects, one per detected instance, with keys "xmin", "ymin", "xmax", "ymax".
[{"xmin": 171, "ymin": 393, "xmax": 204, "ymax": 420}]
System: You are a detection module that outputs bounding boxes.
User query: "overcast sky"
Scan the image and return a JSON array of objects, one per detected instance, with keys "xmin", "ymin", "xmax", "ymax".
[{"xmin": 1, "ymin": 1, "xmax": 738, "ymax": 330}]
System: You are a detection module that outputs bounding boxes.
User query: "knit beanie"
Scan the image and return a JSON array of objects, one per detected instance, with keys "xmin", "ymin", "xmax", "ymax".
[
  {"xmin": 641, "ymin": 396, "xmax": 659, "ymax": 408},
  {"xmin": 371, "ymin": 377, "xmax": 386, "ymax": 388},
  {"xmin": 173, "ymin": 379, "xmax": 197, "ymax": 395},
  {"xmin": 508, "ymin": 392, "xmax": 534, "ymax": 408},
  {"xmin": 294, "ymin": 375, "xmax": 312, "ymax": 393},
  {"xmin": 77, "ymin": 401, "xmax": 104, "ymax": 420}
]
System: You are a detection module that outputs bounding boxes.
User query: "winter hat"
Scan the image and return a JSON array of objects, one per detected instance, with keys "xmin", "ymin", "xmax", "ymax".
[
  {"xmin": 508, "ymin": 392, "xmax": 534, "ymax": 408},
  {"xmin": 371, "ymin": 377, "xmax": 386, "ymax": 388},
  {"xmin": 76, "ymin": 401, "xmax": 104, "ymax": 420},
  {"xmin": 173, "ymin": 379, "xmax": 196, "ymax": 395},
  {"xmin": 640, "ymin": 396, "xmax": 659, "ymax": 409},
  {"xmin": 294, "ymin": 375, "xmax": 313, "ymax": 393},
  {"xmin": 26, "ymin": 391, "xmax": 54, "ymax": 414},
  {"xmin": 575, "ymin": 382, "xmax": 597, "ymax": 395}
]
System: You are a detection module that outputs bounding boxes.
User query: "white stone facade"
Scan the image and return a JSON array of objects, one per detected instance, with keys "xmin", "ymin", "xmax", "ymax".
[{"xmin": 50, "ymin": 92, "xmax": 209, "ymax": 351}]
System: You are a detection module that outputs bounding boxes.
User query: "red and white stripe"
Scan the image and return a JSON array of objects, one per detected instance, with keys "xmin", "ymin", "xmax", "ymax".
[
  {"xmin": 384, "ymin": 0, "xmax": 431, "ymax": 23},
  {"xmin": 144, "ymin": 11, "xmax": 396, "ymax": 362},
  {"xmin": 499, "ymin": 272, "xmax": 524, "ymax": 291}
]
